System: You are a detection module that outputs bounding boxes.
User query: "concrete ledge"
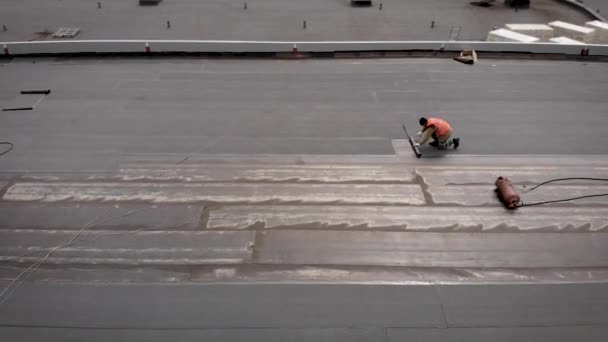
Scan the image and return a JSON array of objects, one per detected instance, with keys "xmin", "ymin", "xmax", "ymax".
[{"xmin": 1, "ymin": 40, "xmax": 608, "ymax": 57}]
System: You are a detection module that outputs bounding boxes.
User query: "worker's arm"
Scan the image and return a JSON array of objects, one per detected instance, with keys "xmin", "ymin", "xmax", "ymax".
[
  {"xmin": 418, "ymin": 126, "xmax": 436, "ymax": 145},
  {"xmin": 420, "ymin": 124, "xmax": 433, "ymax": 133}
]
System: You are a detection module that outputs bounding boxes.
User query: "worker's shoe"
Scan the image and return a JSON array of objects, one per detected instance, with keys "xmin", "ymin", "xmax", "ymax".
[
  {"xmin": 429, "ymin": 140, "xmax": 439, "ymax": 147},
  {"xmin": 452, "ymin": 137, "xmax": 460, "ymax": 149},
  {"xmin": 437, "ymin": 140, "xmax": 452, "ymax": 150}
]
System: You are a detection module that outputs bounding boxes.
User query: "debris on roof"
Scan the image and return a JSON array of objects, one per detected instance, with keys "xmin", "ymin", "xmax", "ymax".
[
  {"xmin": 470, "ymin": 1, "xmax": 494, "ymax": 8},
  {"xmin": 139, "ymin": 0, "xmax": 163, "ymax": 6},
  {"xmin": 53, "ymin": 27, "xmax": 81, "ymax": 38},
  {"xmin": 453, "ymin": 49, "xmax": 478, "ymax": 65}
]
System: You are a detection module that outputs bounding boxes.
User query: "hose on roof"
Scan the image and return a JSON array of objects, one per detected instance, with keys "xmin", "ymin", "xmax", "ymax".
[
  {"xmin": 0, "ymin": 142, "xmax": 13, "ymax": 156},
  {"xmin": 516, "ymin": 177, "xmax": 608, "ymax": 207}
]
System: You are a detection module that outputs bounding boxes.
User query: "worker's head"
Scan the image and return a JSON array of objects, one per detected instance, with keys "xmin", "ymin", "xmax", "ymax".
[{"xmin": 419, "ymin": 117, "xmax": 428, "ymax": 126}]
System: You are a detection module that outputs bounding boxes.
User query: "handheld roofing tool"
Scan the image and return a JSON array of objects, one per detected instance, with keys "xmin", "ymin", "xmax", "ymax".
[{"xmin": 402, "ymin": 122, "xmax": 422, "ymax": 158}]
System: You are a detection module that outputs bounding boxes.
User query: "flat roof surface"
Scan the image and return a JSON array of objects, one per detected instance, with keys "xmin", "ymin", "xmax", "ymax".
[
  {"xmin": 1, "ymin": 56, "xmax": 607, "ymax": 340},
  {"xmin": 1, "ymin": 152, "xmax": 608, "ymax": 340},
  {"xmin": 0, "ymin": 0, "xmax": 592, "ymax": 42},
  {"xmin": 1, "ymin": 57, "xmax": 607, "ymax": 173},
  {"xmin": 582, "ymin": 0, "xmax": 608, "ymax": 16}
]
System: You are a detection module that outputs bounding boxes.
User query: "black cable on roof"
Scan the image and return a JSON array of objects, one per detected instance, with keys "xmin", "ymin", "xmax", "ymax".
[
  {"xmin": 518, "ymin": 177, "xmax": 608, "ymax": 207},
  {"xmin": 0, "ymin": 142, "xmax": 13, "ymax": 156}
]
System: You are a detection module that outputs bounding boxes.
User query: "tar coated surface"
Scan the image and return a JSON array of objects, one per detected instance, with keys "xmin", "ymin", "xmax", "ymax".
[
  {"xmin": 1, "ymin": 56, "xmax": 608, "ymax": 341},
  {"xmin": 0, "ymin": 58, "xmax": 607, "ymax": 173}
]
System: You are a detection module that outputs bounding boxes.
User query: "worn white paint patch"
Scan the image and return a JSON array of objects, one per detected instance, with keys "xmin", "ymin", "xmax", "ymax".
[
  {"xmin": 117, "ymin": 163, "xmax": 415, "ymax": 183},
  {"xmin": 392, "ymin": 140, "xmax": 413, "ymax": 156},
  {"xmin": 207, "ymin": 205, "xmax": 608, "ymax": 231},
  {"xmin": 214, "ymin": 268, "xmax": 238, "ymax": 279},
  {"xmin": 0, "ymin": 230, "xmax": 254, "ymax": 265},
  {"xmin": 482, "ymin": 271, "xmax": 532, "ymax": 281},
  {"xmin": 418, "ymin": 168, "xmax": 608, "ymax": 186},
  {"xmin": 370, "ymin": 90, "xmax": 378, "ymax": 103},
  {"xmin": 430, "ymin": 185, "xmax": 608, "ymax": 206},
  {"xmin": 257, "ymin": 230, "xmax": 608, "ymax": 268},
  {"xmin": 2, "ymin": 182, "xmax": 425, "ymax": 205}
]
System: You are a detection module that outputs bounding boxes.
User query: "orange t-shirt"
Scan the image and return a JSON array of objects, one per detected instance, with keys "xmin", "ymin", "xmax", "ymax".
[{"xmin": 425, "ymin": 118, "xmax": 452, "ymax": 136}]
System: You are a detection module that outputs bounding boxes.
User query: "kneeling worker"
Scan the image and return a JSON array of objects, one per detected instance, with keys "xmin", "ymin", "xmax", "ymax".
[{"xmin": 417, "ymin": 116, "xmax": 460, "ymax": 149}]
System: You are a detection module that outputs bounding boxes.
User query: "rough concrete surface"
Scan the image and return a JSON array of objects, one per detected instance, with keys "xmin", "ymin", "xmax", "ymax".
[
  {"xmin": 570, "ymin": 0, "xmax": 608, "ymax": 19},
  {"xmin": 207, "ymin": 205, "xmax": 608, "ymax": 230},
  {"xmin": 0, "ymin": 0, "xmax": 593, "ymax": 42},
  {"xmin": 0, "ymin": 58, "xmax": 607, "ymax": 174},
  {"xmin": 2, "ymin": 181, "xmax": 426, "ymax": 205}
]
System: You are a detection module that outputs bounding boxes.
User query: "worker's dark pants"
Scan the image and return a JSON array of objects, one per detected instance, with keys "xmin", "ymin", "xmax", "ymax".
[{"xmin": 419, "ymin": 127, "xmax": 453, "ymax": 145}]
